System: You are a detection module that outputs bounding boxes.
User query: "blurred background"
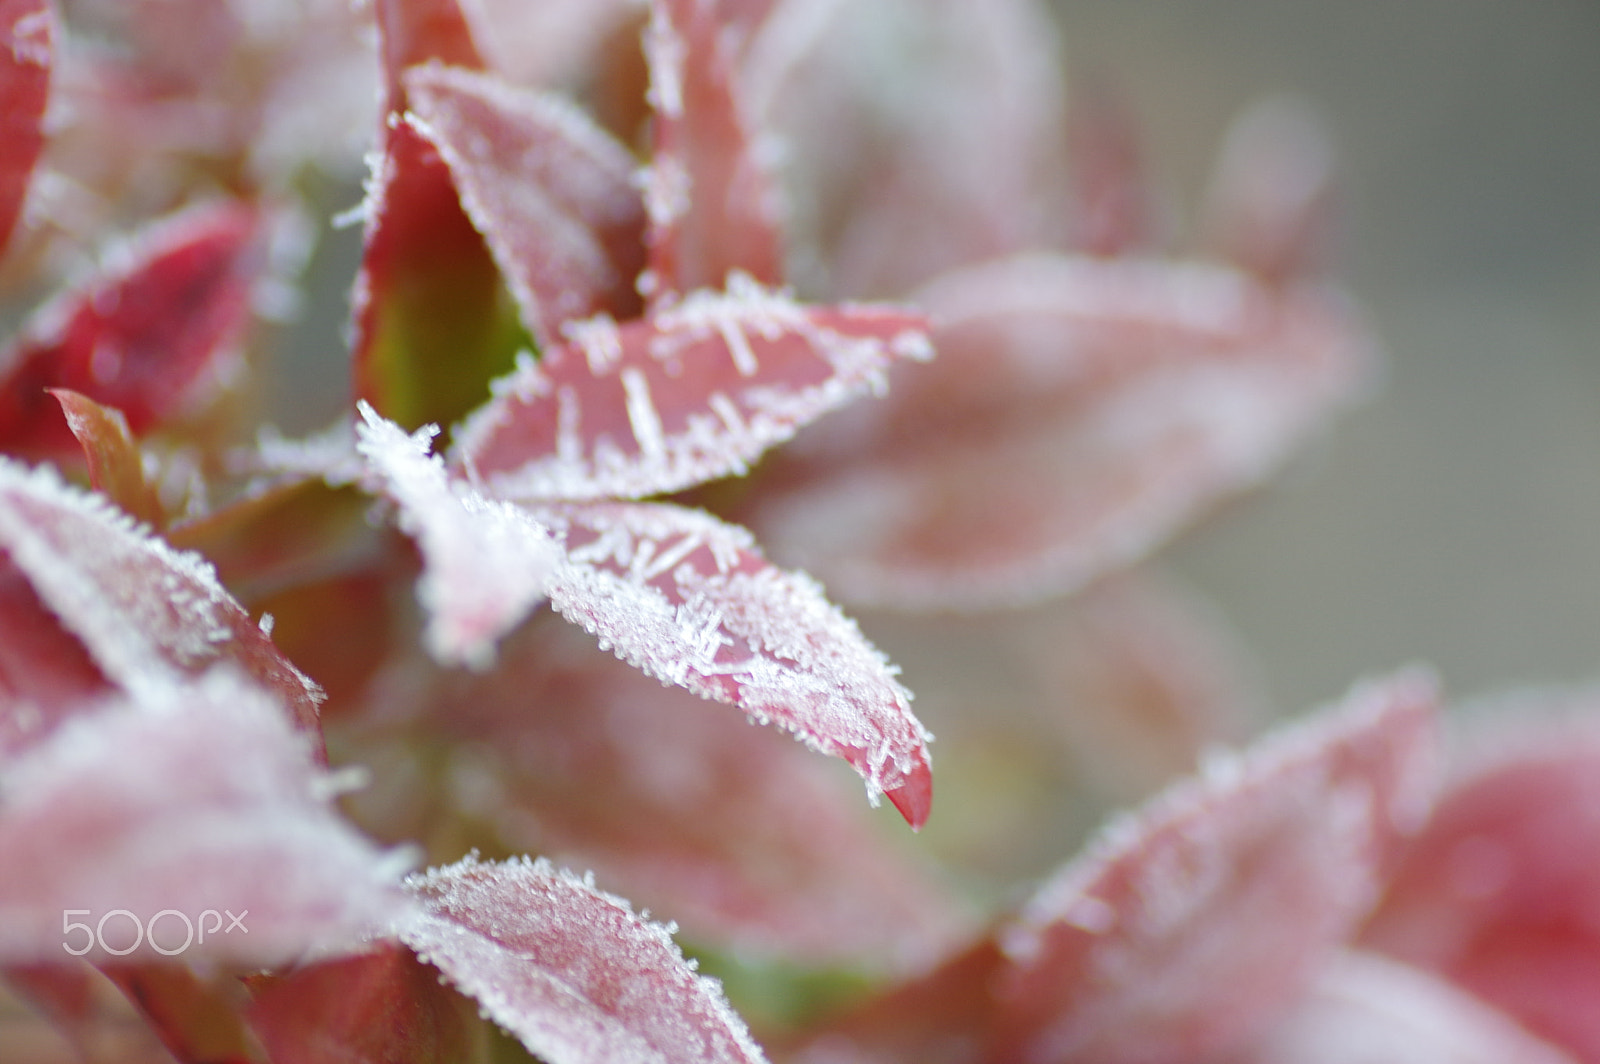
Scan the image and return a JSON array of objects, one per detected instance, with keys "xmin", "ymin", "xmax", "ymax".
[{"xmin": 1047, "ymin": 0, "xmax": 1600, "ymax": 712}]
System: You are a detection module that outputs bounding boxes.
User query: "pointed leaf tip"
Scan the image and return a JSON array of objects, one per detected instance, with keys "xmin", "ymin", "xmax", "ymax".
[
  {"xmin": 534, "ymin": 500, "xmax": 934, "ymax": 820},
  {"xmin": 887, "ymin": 761, "xmax": 932, "ymax": 830}
]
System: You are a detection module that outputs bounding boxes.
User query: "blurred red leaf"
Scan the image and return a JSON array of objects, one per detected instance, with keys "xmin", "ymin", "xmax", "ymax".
[
  {"xmin": 355, "ymin": 403, "xmax": 559, "ymax": 668},
  {"xmin": 0, "ymin": 559, "xmax": 111, "ymax": 760},
  {"xmin": 398, "ymin": 854, "xmax": 769, "ymax": 1064},
  {"xmin": 1225, "ymin": 951, "xmax": 1577, "ymax": 1064},
  {"xmin": 0, "ymin": 459, "xmax": 325, "ymax": 739},
  {"xmin": 353, "ymin": 0, "xmax": 526, "ymax": 436},
  {"xmin": 453, "ymin": 275, "xmax": 931, "ymax": 501},
  {"xmin": 404, "ymin": 63, "xmax": 647, "ymax": 349},
  {"xmin": 99, "ymin": 964, "xmax": 256, "ymax": 1064},
  {"xmin": 534, "ymin": 499, "xmax": 933, "ymax": 827},
  {"xmin": 248, "ymin": 943, "xmax": 488, "ymax": 1064},
  {"xmin": 374, "ymin": 0, "xmax": 483, "ymax": 111},
  {"xmin": 641, "ymin": 0, "xmax": 784, "ymax": 297},
  {"xmin": 0, "ymin": 202, "xmax": 264, "ymax": 457},
  {"xmin": 800, "ymin": 671, "xmax": 1439, "ymax": 1064},
  {"xmin": 0, "ymin": 671, "xmax": 409, "ymax": 966},
  {"xmin": 749, "ymin": 255, "xmax": 1373, "ymax": 609},
  {"xmin": 0, "ymin": 0, "xmax": 50, "ymax": 257},
  {"xmin": 416, "ymin": 614, "xmax": 965, "ymax": 965},
  {"xmin": 1361, "ymin": 699, "xmax": 1600, "ymax": 1063},
  {"xmin": 49, "ymin": 390, "xmax": 164, "ymax": 529}
]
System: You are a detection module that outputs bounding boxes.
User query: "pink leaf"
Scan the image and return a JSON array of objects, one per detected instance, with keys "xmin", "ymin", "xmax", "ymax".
[
  {"xmin": 751, "ymin": 0, "xmax": 1068, "ymax": 298},
  {"xmin": 355, "ymin": 403, "xmax": 559, "ymax": 668},
  {"xmin": 1226, "ymin": 951, "xmax": 1577, "ymax": 1064},
  {"xmin": 417, "ymin": 614, "xmax": 965, "ymax": 964},
  {"xmin": 0, "ymin": 202, "xmax": 264, "ymax": 457},
  {"xmin": 979, "ymin": 671, "xmax": 1439, "ymax": 1064},
  {"xmin": 749, "ymin": 255, "xmax": 1373, "ymax": 609},
  {"xmin": 398, "ymin": 854, "xmax": 769, "ymax": 1064},
  {"xmin": 1360, "ymin": 696, "xmax": 1600, "ymax": 1062},
  {"xmin": 535, "ymin": 499, "xmax": 933, "ymax": 827},
  {"xmin": 404, "ymin": 63, "xmax": 647, "ymax": 349},
  {"xmin": 452, "ymin": 275, "xmax": 932, "ymax": 501},
  {"xmin": 642, "ymin": 0, "xmax": 784, "ymax": 297},
  {"xmin": 247, "ymin": 943, "xmax": 489, "ymax": 1064},
  {"xmin": 0, "ymin": 0, "xmax": 50, "ymax": 257},
  {"xmin": 801, "ymin": 671, "xmax": 1439, "ymax": 1064},
  {"xmin": 0, "ymin": 671, "xmax": 409, "ymax": 965},
  {"xmin": 0, "ymin": 458, "xmax": 325, "ymax": 739}
]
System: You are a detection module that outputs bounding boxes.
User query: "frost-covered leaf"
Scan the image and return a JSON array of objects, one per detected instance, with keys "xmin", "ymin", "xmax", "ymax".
[
  {"xmin": 642, "ymin": 0, "xmax": 784, "ymax": 297},
  {"xmin": 417, "ymin": 614, "xmax": 964, "ymax": 964},
  {"xmin": 398, "ymin": 854, "xmax": 769, "ymax": 1064},
  {"xmin": 0, "ymin": 558, "xmax": 111, "ymax": 759},
  {"xmin": 753, "ymin": 0, "xmax": 1068, "ymax": 298},
  {"xmin": 0, "ymin": 202, "xmax": 264, "ymax": 457},
  {"xmin": 1360, "ymin": 694, "xmax": 1600, "ymax": 1063},
  {"xmin": 978, "ymin": 671, "xmax": 1438, "ymax": 1064},
  {"xmin": 749, "ymin": 255, "xmax": 1373, "ymax": 609},
  {"xmin": 453, "ymin": 274, "xmax": 932, "ymax": 501},
  {"xmin": 535, "ymin": 500, "xmax": 933, "ymax": 827},
  {"xmin": 1225, "ymin": 951, "xmax": 1577, "ymax": 1064},
  {"xmin": 374, "ymin": 0, "xmax": 483, "ymax": 111},
  {"xmin": 404, "ymin": 63, "xmax": 646, "ymax": 349},
  {"xmin": 799, "ymin": 672, "xmax": 1439, "ymax": 1064},
  {"xmin": 49, "ymin": 390, "xmax": 164, "ymax": 529},
  {"xmin": 356, "ymin": 402, "xmax": 558, "ymax": 669},
  {"xmin": 0, "ymin": 670, "xmax": 410, "ymax": 965},
  {"xmin": 353, "ymin": 1, "xmax": 528, "ymax": 435},
  {"xmin": 248, "ymin": 943, "xmax": 490, "ymax": 1064},
  {"xmin": 0, "ymin": 457, "xmax": 324, "ymax": 737},
  {"xmin": 0, "ymin": 0, "xmax": 50, "ymax": 257}
]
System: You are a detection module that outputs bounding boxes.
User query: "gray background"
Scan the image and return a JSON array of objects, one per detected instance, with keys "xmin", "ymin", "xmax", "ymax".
[{"xmin": 1051, "ymin": 1, "xmax": 1600, "ymax": 711}]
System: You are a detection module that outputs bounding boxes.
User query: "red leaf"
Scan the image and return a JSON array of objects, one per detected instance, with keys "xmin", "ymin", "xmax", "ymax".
[
  {"xmin": 452, "ymin": 276, "xmax": 932, "ymax": 501},
  {"xmin": 355, "ymin": 403, "xmax": 559, "ymax": 668},
  {"xmin": 98, "ymin": 963, "xmax": 257, "ymax": 1064},
  {"xmin": 49, "ymin": 390, "xmax": 164, "ymax": 529},
  {"xmin": 350, "ymin": 115, "xmax": 527, "ymax": 435},
  {"xmin": 0, "ymin": 558, "xmax": 112, "ymax": 760},
  {"xmin": 0, "ymin": 458, "xmax": 324, "ymax": 739},
  {"xmin": 0, "ymin": 0, "xmax": 50, "ymax": 257},
  {"xmin": 398, "ymin": 854, "xmax": 769, "ymax": 1064},
  {"xmin": 1064, "ymin": 84, "xmax": 1151, "ymax": 256},
  {"xmin": 1361, "ymin": 697, "xmax": 1600, "ymax": 1062},
  {"xmin": 417, "ymin": 614, "xmax": 965, "ymax": 964},
  {"xmin": 0, "ymin": 671, "xmax": 409, "ymax": 966},
  {"xmin": 0, "ymin": 202, "xmax": 264, "ymax": 456},
  {"xmin": 404, "ymin": 63, "xmax": 647, "ymax": 349},
  {"xmin": 1227, "ymin": 951, "xmax": 1577, "ymax": 1064},
  {"xmin": 641, "ymin": 0, "xmax": 784, "ymax": 297},
  {"xmin": 374, "ymin": 0, "xmax": 483, "ymax": 111},
  {"xmin": 749, "ymin": 0, "xmax": 1068, "ymax": 298},
  {"xmin": 535, "ymin": 499, "xmax": 934, "ymax": 827},
  {"xmin": 801, "ymin": 672, "xmax": 1439, "ymax": 1064},
  {"xmin": 749, "ymin": 255, "xmax": 1373, "ymax": 609},
  {"xmin": 248, "ymin": 943, "xmax": 489, "ymax": 1064}
]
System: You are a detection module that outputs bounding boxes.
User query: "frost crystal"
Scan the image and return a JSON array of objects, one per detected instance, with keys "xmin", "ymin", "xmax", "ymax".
[
  {"xmin": 355, "ymin": 403, "xmax": 559, "ymax": 668},
  {"xmin": 452, "ymin": 275, "xmax": 933, "ymax": 503},
  {"xmin": 533, "ymin": 501, "xmax": 933, "ymax": 825},
  {"xmin": 398, "ymin": 854, "xmax": 769, "ymax": 1064}
]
